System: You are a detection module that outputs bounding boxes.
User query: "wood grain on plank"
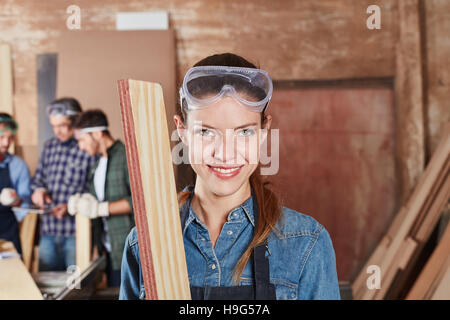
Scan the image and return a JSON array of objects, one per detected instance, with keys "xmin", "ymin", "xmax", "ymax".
[
  {"xmin": 0, "ymin": 240, "xmax": 42, "ymax": 299},
  {"xmin": 410, "ymin": 159, "xmax": 450, "ymax": 237},
  {"xmin": 0, "ymin": 43, "xmax": 13, "ymax": 114},
  {"xmin": 414, "ymin": 169, "xmax": 450, "ymax": 242},
  {"xmin": 429, "ymin": 263, "xmax": 450, "ymax": 300},
  {"xmin": 0, "ymin": 43, "xmax": 14, "ymax": 154},
  {"xmin": 407, "ymin": 223, "xmax": 450, "ymax": 299},
  {"xmin": 118, "ymin": 79, "xmax": 190, "ymax": 300},
  {"xmin": 19, "ymin": 212, "xmax": 38, "ymax": 271},
  {"xmin": 76, "ymin": 215, "xmax": 91, "ymax": 272}
]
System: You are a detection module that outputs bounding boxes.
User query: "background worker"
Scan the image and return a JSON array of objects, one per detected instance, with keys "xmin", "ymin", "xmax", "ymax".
[
  {"xmin": 0, "ymin": 113, "xmax": 32, "ymax": 254},
  {"xmin": 31, "ymin": 98, "xmax": 96, "ymax": 271},
  {"xmin": 68, "ymin": 109, "xmax": 134, "ymax": 287}
]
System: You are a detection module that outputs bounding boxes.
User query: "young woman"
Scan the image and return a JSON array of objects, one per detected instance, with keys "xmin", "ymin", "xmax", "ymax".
[{"xmin": 119, "ymin": 53, "xmax": 340, "ymax": 300}]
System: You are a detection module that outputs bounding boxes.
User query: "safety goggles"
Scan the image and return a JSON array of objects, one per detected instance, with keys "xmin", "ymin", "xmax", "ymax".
[
  {"xmin": 180, "ymin": 66, "xmax": 273, "ymax": 113},
  {"xmin": 46, "ymin": 103, "xmax": 80, "ymax": 117}
]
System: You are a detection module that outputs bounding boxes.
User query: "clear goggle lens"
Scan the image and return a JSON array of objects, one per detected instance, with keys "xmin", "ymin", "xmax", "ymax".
[{"xmin": 180, "ymin": 66, "xmax": 273, "ymax": 112}]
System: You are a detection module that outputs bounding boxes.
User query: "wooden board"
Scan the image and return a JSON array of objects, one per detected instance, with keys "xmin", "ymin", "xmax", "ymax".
[
  {"xmin": 383, "ymin": 126, "xmax": 450, "ymax": 299},
  {"xmin": 57, "ymin": 31, "xmax": 177, "ymax": 145},
  {"xmin": 19, "ymin": 212, "xmax": 38, "ymax": 271},
  {"xmin": 395, "ymin": 0, "xmax": 425, "ymax": 205},
  {"xmin": 410, "ymin": 159, "xmax": 450, "ymax": 237},
  {"xmin": 0, "ymin": 43, "xmax": 14, "ymax": 154},
  {"xmin": 406, "ymin": 222, "xmax": 450, "ymax": 299},
  {"xmin": 353, "ymin": 123, "xmax": 450, "ymax": 299},
  {"xmin": 75, "ymin": 215, "xmax": 91, "ymax": 272},
  {"xmin": 414, "ymin": 169, "xmax": 450, "ymax": 242},
  {"xmin": 118, "ymin": 79, "xmax": 190, "ymax": 300},
  {"xmin": 430, "ymin": 263, "xmax": 450, "ymax": 300},
  {"xmin": 369, "ymin": 127, "xmax": 449, "ymax": 299},
  {"xmin": 0, "ymin": 240, "xmax": 43, "ymax": 300},
  {"xmin": 0, "ymin": 43, "xmax": 13, "ymax": 114}
]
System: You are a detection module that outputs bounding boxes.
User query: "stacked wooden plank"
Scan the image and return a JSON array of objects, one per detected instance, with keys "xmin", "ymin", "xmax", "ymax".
[
  {"xmin": 352, "ymin": 123, "xmax": 450, "ymax": 299},
  {"xmin": 0, "ymin": 43, "xmax": 13, "ymax": 114},
  {"xmin": 0, "ymin": 43, "xmax": 14, "ymax": 154},
  {"xmin": 406, "ymin": 222, "xmax": 450, "ymax": 299},
  {"xmin": 118, "ymin": 79, "xmax": 191, "ymax": 300}
]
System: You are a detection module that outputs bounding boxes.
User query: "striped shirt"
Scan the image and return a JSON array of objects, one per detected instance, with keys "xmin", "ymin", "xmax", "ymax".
[{"xmin": 31, "ymin": 137, "xmax": 97, "ymax": 237}]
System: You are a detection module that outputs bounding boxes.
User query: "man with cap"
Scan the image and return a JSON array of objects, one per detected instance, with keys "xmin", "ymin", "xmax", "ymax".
[
  {"xmin": 68, "ymin": 109, "xmax": 134, "ymax": 287},
  {"xmin": 31, "ymin": 98, "xmax": 97, "ymax": 271},
  {"xmin": 0, "ymin": 113, "xmax": 32, "ymax": 254}
]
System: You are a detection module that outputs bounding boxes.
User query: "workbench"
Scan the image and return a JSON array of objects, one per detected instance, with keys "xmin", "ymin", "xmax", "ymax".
[{"xmin": 0, "ymin": 240, "xmax": 107, "ymax": 300}]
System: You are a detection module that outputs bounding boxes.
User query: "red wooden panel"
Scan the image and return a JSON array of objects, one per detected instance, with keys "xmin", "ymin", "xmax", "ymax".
[{"xmin": 268, "ymin": 87, "xmax": 397, "ymax": 282}]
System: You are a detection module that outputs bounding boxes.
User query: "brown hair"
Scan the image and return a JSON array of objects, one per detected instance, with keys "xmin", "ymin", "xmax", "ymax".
[
  {"xmin": 177, "ymin": 53, "xmax": 282, "ymax": 284},
  {"xmin": 0, "ymin": 113, "xmax": 17, "ymax": 132},
  {"xmin": 73, "ymin": 109, "xmax": 112, "ymax": 137}
]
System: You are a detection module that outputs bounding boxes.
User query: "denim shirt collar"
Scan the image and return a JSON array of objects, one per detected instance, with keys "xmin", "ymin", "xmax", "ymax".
[{"xmin": 181, "ymin": 185, "xmax": 256, "ymax": 235}]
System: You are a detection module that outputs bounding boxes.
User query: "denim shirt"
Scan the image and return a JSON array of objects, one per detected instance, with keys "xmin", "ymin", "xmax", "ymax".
[{"xmin": 119, "ymin": 186, "xmax": 340, "ymax": 300}]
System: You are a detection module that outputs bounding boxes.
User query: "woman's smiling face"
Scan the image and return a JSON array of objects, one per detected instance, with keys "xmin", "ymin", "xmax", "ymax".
[{"xmin": 175, "ymin": 97, "xmax": 271, "ymax": 197}]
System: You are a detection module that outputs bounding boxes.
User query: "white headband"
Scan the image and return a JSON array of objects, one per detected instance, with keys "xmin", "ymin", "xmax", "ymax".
[{"xmin": 79, "ymin": 126, "xmax": 108, "ymax": 133}]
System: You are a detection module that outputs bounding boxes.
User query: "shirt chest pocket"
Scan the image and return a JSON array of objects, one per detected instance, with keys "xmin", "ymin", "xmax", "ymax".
[{"xmin": 274, "ymin": 282, "xmax": 297, "ymax": 300}]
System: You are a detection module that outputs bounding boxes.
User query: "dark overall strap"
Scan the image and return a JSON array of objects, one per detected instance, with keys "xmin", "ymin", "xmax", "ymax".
[
  {"xmin": 181, "ymin": 186, "xmax": 276, "ymax": 300},
  {"xmin": 251, "ymin": 187, "xmax": 275, "ymax": 299},
  {"xmin": 0, "ymin": 162, "xmax": 14, "ymax": 213},
  {"xmin": 0, "ymin": 161, "xmax": 22, "ymax": 254}
]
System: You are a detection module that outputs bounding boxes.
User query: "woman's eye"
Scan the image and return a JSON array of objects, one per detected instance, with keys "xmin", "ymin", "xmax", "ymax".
[
  {"xmin": 195, "ymin": 128, "xmax": 214, "ymax": 137},
  {"xmin": 239, "ymin": 128, "xmax": 255, "ymax": 137}
]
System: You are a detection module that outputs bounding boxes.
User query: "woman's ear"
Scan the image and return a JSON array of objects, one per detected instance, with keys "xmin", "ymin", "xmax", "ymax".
[{"xmin": 173, "ymin": 115, "xmax": 187, "ymax": 145}]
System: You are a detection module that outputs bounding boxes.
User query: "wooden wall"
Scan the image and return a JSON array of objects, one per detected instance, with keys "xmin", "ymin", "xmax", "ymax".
[
  {"xmin": 423, "ymin": 0, "xmax": 450, "ymax": 158},
  {"xmin": 1, "ymin": 0, "xmax": 398, "ymax": 173}
]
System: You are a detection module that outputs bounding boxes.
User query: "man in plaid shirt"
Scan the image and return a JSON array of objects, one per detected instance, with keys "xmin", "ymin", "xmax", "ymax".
[
  {"xmin": 31, "ymin": 98, "xmax": 96, "ymax": 271},
  {"xmin": 68, "ymin": 109, "xmax": 134, "ymax": 287}
]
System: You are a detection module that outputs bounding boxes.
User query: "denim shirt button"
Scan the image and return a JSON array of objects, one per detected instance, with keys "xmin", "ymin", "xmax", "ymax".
[
  {"xmin": 211, "ymin": 264, "xmax": 216, "ymax": 270},
  {"xmin": 227, "ymin": 230, "xmax": 233, "ymax": 235}
]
